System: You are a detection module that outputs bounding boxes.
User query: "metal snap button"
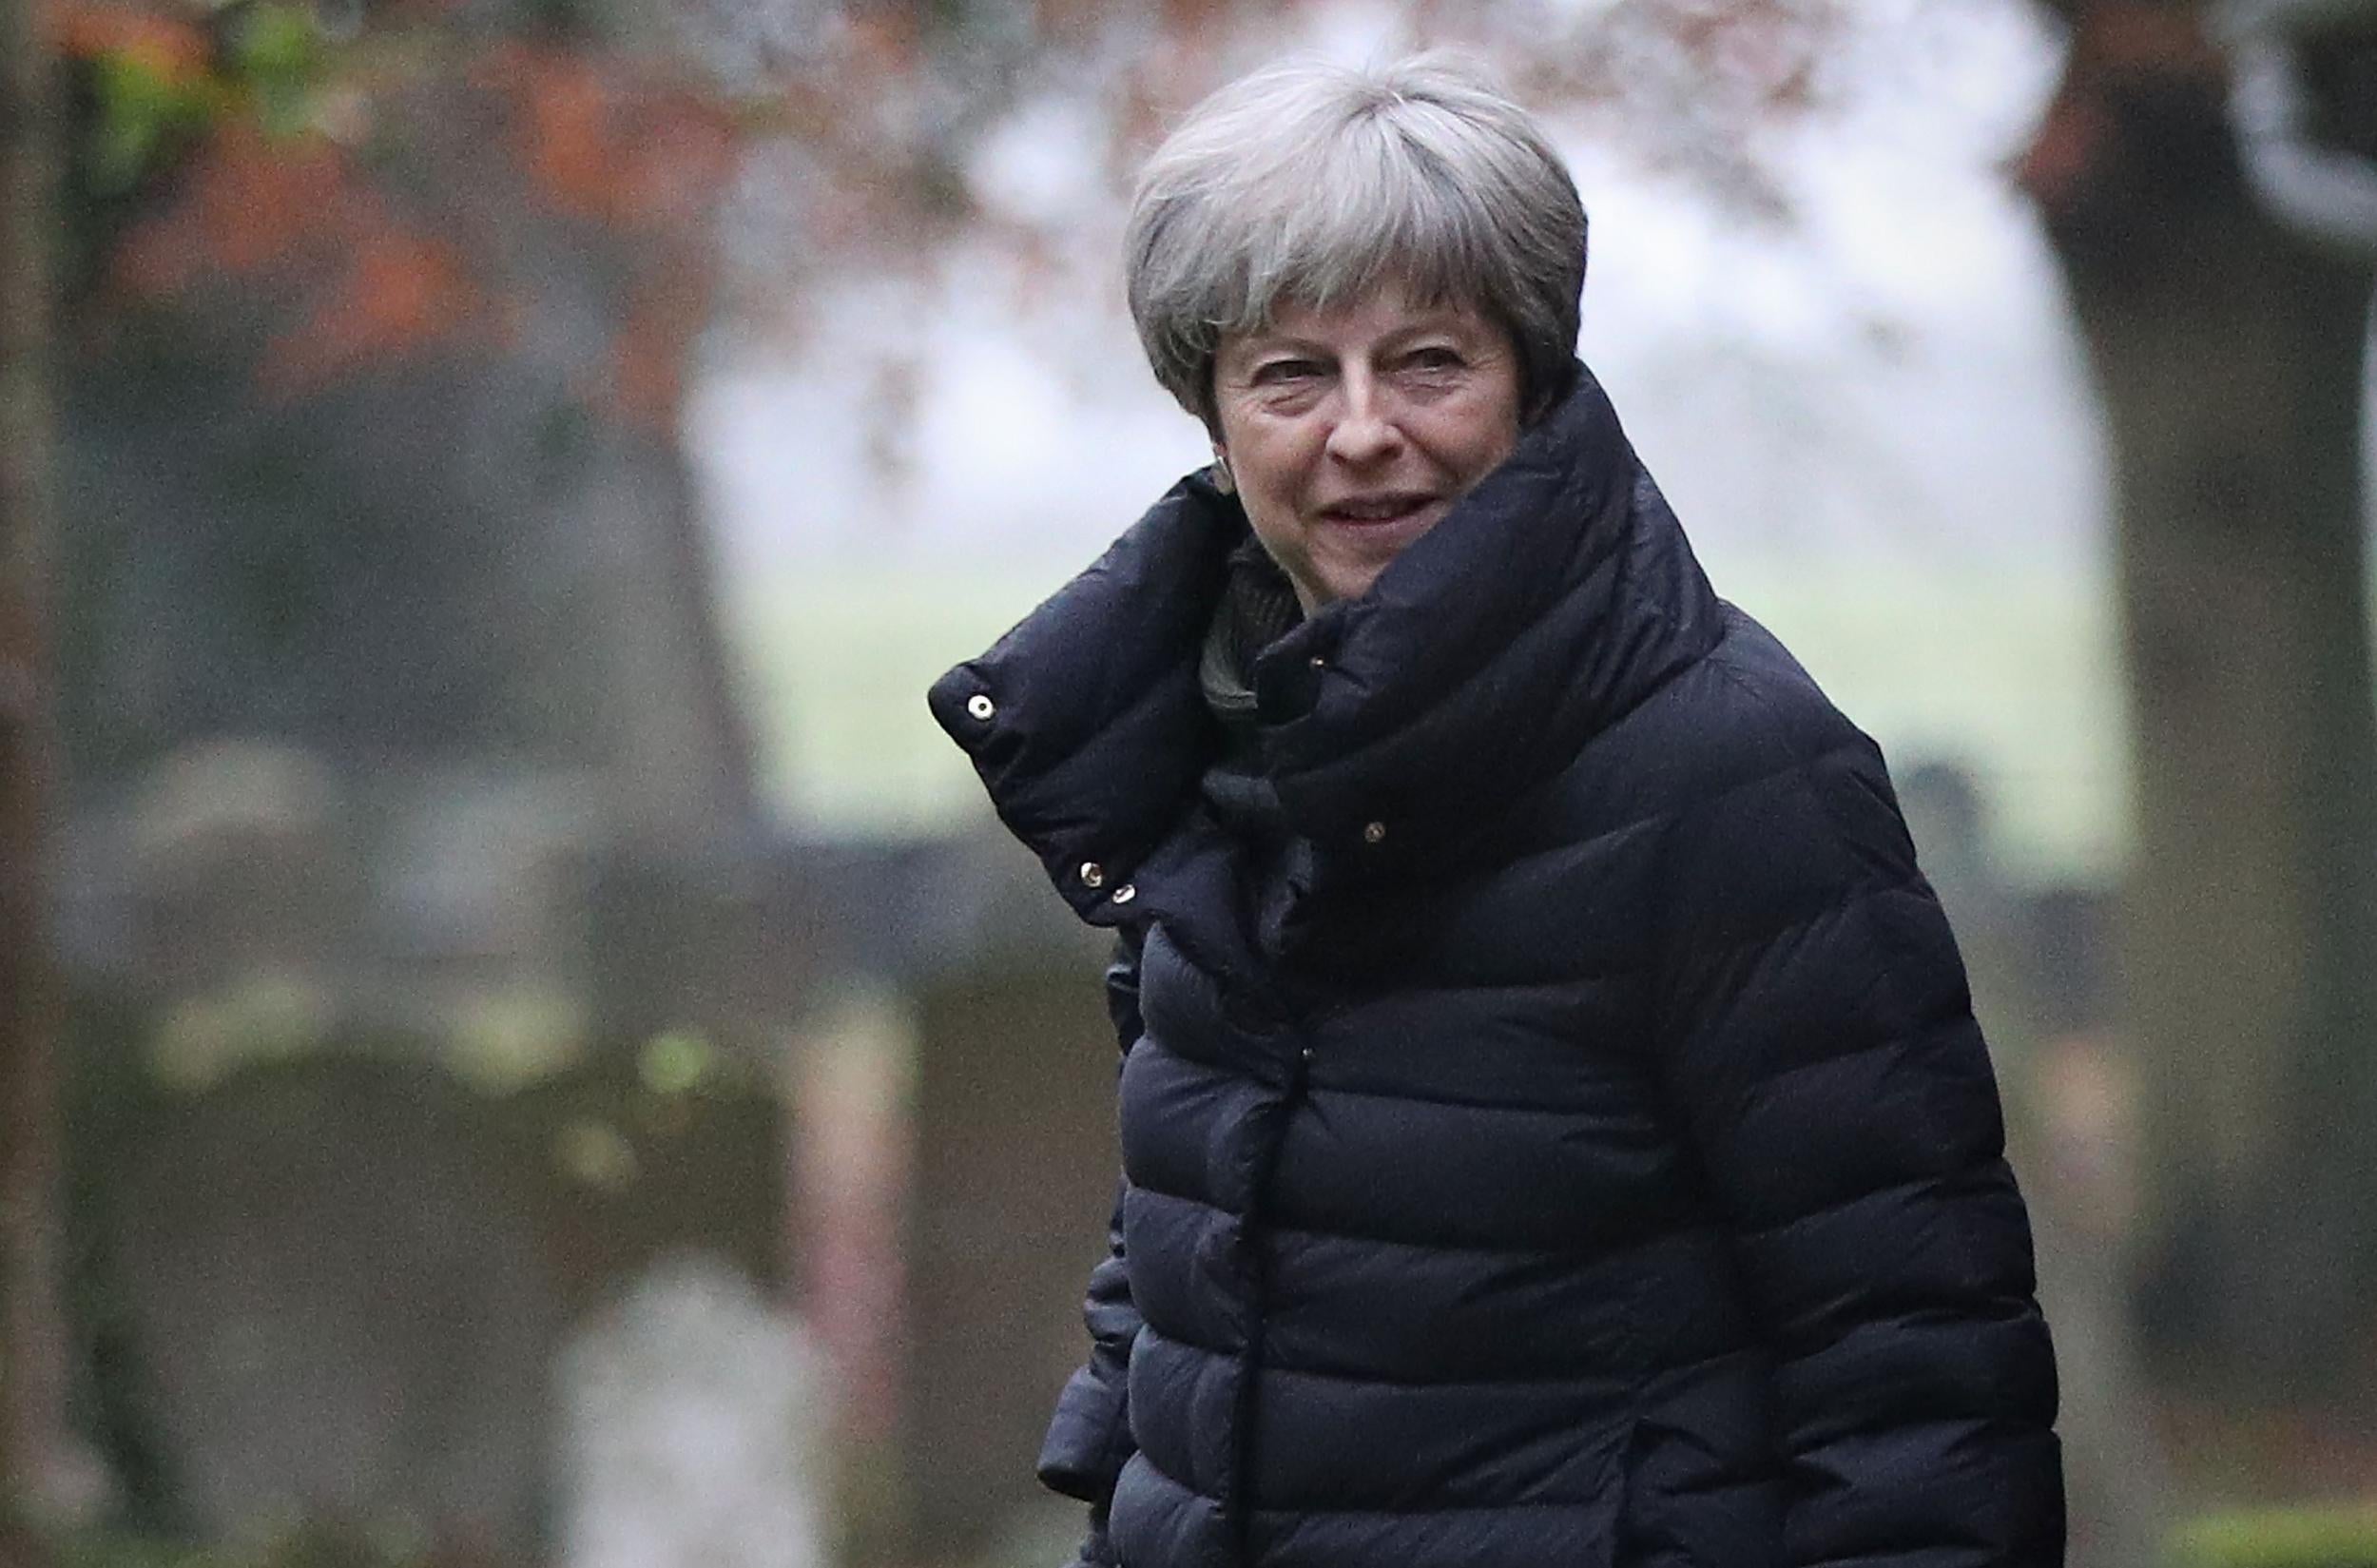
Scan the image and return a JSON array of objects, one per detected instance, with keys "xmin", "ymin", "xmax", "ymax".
[
  {"xmin": 1111, "ymin": 883, "xmax": 1137, "ymax": 905},
  {"xmin": 1078, "ymin": 861, "xmax": 1106, "ymax": 889},
  {"xmin": 1362, "ymin": 821, "xmax": 1387, "ymax": 845},
  {"xmin": 965, "ymin": 693, "xmax": 995, "ymax": 721}
]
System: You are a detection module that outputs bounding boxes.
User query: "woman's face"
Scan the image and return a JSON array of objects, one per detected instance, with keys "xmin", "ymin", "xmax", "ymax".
[{"xmin": 1210, "ymin": 284, "xmax": 1524, "ymax": 612}]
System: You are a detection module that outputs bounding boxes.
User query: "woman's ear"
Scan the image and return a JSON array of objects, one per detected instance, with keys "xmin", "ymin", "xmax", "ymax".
[{"xmin": 1209, "ymin": 443, "xmax": 1235, "ymax": 495}]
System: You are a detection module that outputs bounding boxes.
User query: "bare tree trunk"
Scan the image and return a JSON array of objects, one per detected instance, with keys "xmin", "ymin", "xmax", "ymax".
[
  {"xmin": 2024, "ymin": 1, "xmax": 2377, "ymax": 1420},
  {"xmin": 0, "ymin": 0, "xmax": 70, "ymax": 1550}
]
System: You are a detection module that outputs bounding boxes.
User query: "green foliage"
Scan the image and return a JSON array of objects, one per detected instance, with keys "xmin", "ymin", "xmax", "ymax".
[
  {"xmin": 84, "ymin": 50, "xmax": 220, "ymax": 195},
  {"xmin": 77, "ymin": 2, "xmax": 324, "ymax": 198},
  {"xmin": 225, "ymin": 6, "xmax": 322, "ymax": 138},
  {"xmin": 2174, "ymin": 1508, "xmax": 2377, "ymax": 1568}
]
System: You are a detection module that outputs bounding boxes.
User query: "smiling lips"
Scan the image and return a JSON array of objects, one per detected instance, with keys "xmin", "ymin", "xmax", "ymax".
[{"xmin": 1321, "ymin": 493, "xmax": 1437, "ymax": 524}]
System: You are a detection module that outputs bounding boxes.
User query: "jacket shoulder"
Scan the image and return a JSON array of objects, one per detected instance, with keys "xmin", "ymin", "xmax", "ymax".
[
  {"xmin": 1692, "ymin": 605, "xmax": 1873, "ymax": 775},
  {"xmin": 1585, "ymin": 602, "xmax": 1883, "ymax": 817},
  {"xmin": 1625, "ymin": 605, "xmax": 1925, "ymax": 950}
]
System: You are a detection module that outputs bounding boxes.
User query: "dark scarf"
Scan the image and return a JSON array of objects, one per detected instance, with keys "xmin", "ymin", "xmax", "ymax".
[
  {"xmin": 1195, "ymin": 535, "xmax": 1309, "ymax": 950},
  {"xmin": 1197, "ymin": 535, "xmax": 1302, "ymax": 844},
  {"xmin": 1198, "ymin": 536, "xmax": 1302, "ymax": 736}
]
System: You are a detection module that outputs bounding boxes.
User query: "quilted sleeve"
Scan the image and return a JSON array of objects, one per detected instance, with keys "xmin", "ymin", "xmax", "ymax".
[
  {"xmin": 1035, "ymin": 932, "xmax": 1149, "ymax": 1566},
  {"xmin": 1654, "ymin": 714, "xmax": 2064, "ymax": 1568}
]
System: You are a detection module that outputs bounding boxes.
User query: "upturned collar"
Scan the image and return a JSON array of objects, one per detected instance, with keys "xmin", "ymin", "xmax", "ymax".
[{"xmin": 927, "ymin": 363, "xmax": 1724, "ymax": 927}]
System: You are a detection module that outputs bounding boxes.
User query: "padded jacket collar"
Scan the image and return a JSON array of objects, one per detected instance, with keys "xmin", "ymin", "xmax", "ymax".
[{"xmin": 927, "ymin": 362, "xmax": 1725, "ymax": 922}]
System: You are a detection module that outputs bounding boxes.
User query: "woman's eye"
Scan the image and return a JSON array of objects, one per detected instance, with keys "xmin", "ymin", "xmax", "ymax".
[
  {"xmin": 1406, "ymin": 346, "xmax": 1463, "ymax": 370},
  {"xmin": 1254, "ymin": 359, "xmax": 1323, "ymax": 384}
]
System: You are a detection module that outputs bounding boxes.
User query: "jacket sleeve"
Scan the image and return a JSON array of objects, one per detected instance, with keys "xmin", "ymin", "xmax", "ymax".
[
  {"xmin": 1653, "ymin": 716, "xmax": 2064, "ymax": 1568},
  {"xmin": 1037, "ymin": 931, "xmax": 1149, "ymax": 1566}
]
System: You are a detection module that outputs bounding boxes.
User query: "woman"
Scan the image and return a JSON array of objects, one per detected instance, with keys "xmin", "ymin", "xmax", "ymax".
[{"xmin": 929, "ymin": 52, "xmax": 2062, "ymax": 1568}]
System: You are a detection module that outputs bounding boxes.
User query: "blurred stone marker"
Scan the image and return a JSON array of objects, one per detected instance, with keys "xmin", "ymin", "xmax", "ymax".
[
  {"xmin": 115, "ymin": 1059, "xmax": 555, "ymax": 1555},
  {"xmin": 558, "ymin": 1251, "xmax": 826, "ymax": 1568},
  {"xmin": 124, "ymin": 741, "xmax": 358, "ymax": 1086},
  {"xmin": 904, "ymin": 962, "xmax": 1118, "ymax": 1562}
]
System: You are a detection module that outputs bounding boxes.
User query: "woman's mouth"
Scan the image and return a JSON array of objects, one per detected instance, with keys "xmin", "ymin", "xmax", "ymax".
[{"xmin": 1322, "ymin": 494, "xmax": 1436, "ymax": 525}]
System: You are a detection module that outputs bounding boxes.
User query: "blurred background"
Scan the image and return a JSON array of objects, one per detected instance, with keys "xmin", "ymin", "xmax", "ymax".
[{"xmin": 1, "ymin": 0, "xmax": 2374, "ymax": 1564}]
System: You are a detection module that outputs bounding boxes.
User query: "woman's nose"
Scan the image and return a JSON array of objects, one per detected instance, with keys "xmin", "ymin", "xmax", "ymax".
[{"xmin": 1324, "ymin": 385, "xmax": 1403, "ymax": 466}]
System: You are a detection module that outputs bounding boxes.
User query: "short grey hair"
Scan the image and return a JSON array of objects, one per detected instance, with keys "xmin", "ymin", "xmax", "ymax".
[{"xmin": 1124, "ymin": 51, "xmax": 1588, "ymax": 427}]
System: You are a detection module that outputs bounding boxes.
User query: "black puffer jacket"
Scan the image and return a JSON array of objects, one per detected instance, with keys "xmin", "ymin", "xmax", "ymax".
[{"xmin": 928, "ymin": 368, "xmax": 2063, "ymax": 1568}]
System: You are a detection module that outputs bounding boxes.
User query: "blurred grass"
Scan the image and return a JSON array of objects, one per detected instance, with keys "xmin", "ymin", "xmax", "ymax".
[
  {"xmin": 56, "ymin": 1537, "xmax": 232, "ymax": 1568},
  {"xmin": 54, "ymin": 1520, "xmax": 523, "ymax": 1568},
  {"xmin": 2175, "ymin": 1506, "xmax": 2377, "ymax": 1568}
]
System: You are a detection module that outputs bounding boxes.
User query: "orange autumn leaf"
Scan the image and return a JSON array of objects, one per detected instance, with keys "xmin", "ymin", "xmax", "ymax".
[
  {"xmin": 492, "ymin": 46, "xmax": 733, "ymax": 228},
  {"xmin": 1157, "ymin": 0, "xmax": 1227, "ymax": 31},
  {"xmin": 607, "ymin": 109, "xmax": 737, "ymax": 229},
  {"xmin": 2015, "ymin": 89, "xmax": 2113, "ymax": 210},
  {"xmin": 2080, "ymin": 0, "xmax": 2221, "ymax": 76},
  {"xmin": 512, "ymin": 48, "xmax": 618, "ymax": 221},
  {"xmin": 841, "ymin": 8, "xmax": 922, "ymax": 77},
  {"xmin": 605, "ymin": 281, "xmax": 705, "ymax": 433},
  {"xmin": 46, "ymin": 0, "xmax": 209, "ymax": 79},
  {"xmin": 111, "ymin": 121, "xmax": 357, "ymax": 296},
  {"xmin": 259, "ymin": 229, "xmax": 480, "ymax": 395}
]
